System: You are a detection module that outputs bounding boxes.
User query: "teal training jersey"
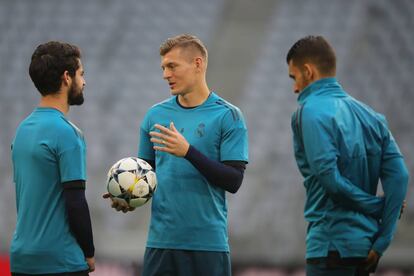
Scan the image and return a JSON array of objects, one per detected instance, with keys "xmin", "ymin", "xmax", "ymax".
[
  {"xmin": 291, "ymin": 78, "xmax": 408, "ymax": 258},
  {"xmin": 139, "ymin": 92, "xmax": 249, "ymax": 252},
  {"xmin": 10, "ymin": 107, "xmax": 88, "ymax": 274}
]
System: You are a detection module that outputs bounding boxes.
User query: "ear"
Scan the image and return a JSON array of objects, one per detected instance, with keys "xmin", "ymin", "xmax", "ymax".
[
  {"xmin": 303, "ymin": 63, "xmax": 319, "ymax": 81},
  {"xmin": 62, "ymin": 70, "xmax": 72, "ymax": 86},
  {"xmin": 194, "ymin": 57, "xmax": 203, "ymax": 71},
  {"xmin": 302, "ymin": 64, "xmax": 312, "ymax": 79}
]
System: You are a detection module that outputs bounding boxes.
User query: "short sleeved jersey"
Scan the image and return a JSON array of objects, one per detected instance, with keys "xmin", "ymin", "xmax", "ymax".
[
  {"xmin": 10, "ymin": 107, "xmax": 88, "ymax": 274},
  {"xmin": 139, "ymin": 92, "xmax": 248, "ymax": 252}
]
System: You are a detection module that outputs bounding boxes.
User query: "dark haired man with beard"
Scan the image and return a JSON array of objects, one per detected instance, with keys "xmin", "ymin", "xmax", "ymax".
[{"xmin": 10, "ymin": 41, "xmax": 95, "ymax": 275}]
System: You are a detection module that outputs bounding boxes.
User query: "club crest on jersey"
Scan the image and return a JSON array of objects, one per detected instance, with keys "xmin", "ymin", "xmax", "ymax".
[{"xmin": 195, "ymin": 123, "xmax": 205, "ymax": 137}]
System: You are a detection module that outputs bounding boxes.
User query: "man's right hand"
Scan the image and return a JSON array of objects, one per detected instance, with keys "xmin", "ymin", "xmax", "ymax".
[
  {"xmin": 102, "ymin": 193, "xmax": 135, "ymax": 213},
  {"xmin": 86, "ymin": 257, "xmax": 95, "ymax": 272},
  {"xmin": 363, "ymin": 250, "xmax": 380, "ymax": 272}
]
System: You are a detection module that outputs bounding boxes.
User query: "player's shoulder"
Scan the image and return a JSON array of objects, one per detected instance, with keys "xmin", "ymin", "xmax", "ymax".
[
  {"xmin": 209, "ymin": 93, "xmax": 244, "ymax": 121},
  {"xmin": 300, "ymin": 99, "xmax": 343, "ymax": 132},
  {"xmin": 152, "ymin": 97, "xmax": 175, "ymax": 109},
  {"xmin": 351, "ymin": 97, "xmax": 390, "ymax": 133},
  {"xmin": 145, "ymin": 97, "xmax": 175, "ymax": 115},
  {"xmin": 57, "ymin": 116, "xmax": 84, "ymax": 139},
  {"xmin": 301, "ymin": 98, "xmax": 333, "ymax": 121},
  {"xmin": 350, "ymin": 96, "xmax": 384, "ymax": 117}
]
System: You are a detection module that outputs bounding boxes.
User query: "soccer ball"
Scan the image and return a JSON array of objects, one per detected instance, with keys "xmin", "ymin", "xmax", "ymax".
[{"xmin": 107, "ymin": 157, "xmax": 157, "ymax": 208}]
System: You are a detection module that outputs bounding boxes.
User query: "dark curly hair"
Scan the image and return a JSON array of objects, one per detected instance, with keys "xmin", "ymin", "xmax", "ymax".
[{"xmin": 29, "ymin": 41, "xmax": 81, "ymax": 95}]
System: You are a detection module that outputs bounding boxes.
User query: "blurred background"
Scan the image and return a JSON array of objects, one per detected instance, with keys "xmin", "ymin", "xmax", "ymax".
[{"xmin": 1, "ymin": 0, "xmax": 413, "ymax": 275}]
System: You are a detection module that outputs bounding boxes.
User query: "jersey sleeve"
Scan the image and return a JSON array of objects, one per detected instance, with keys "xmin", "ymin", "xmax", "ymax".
[
  {"xmin": 57, "ymin": 124, "xmax": 87, "ymax": 183},
  {"xmin": 220, "ymin": 107, "xmax": 249, "ymax": 162},
  {"xmin": 138, "ymin": 111, "xmax": 155, "ymax": 161},
  {"xmin": 372, "ymin": 117, "xmax": 409, "ymax": 255}
]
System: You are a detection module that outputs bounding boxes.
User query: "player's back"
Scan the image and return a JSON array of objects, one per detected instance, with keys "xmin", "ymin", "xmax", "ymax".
[
  {"xmin": 295, "ymin": 78, "xmax": 391, "ymax": 258},
  {"xmin": 335, "ymin": 95, "xmax": 388, "ymax": 193},
  {"xmin": 11, "ymin": 107, "xmax": 87, "ymax": 274},
  {"xmin": 301, "ymin": 82, "xmax": 388, "ymax": 197}
]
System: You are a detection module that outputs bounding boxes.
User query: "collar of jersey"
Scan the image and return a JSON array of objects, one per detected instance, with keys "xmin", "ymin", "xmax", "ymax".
[
  {"xmin": 175, "ymin": 91, "xmax": 216, "ymax": 109},
  {"xmin": 35, "ymin": 107, "xmax": 65, "ymax": 116},
  {"xmin": 297, "ymin": 77, "xmax": 343, "ymax": 105}
]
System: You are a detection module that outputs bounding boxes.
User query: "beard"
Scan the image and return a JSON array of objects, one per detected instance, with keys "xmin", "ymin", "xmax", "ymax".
[{"xmin": 67, "ymin": 82, "xmax": 84, "ymax": 106}]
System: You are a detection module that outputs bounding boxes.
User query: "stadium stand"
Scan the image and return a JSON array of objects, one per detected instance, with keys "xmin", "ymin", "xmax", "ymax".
[{"xmin": 0, "ymin": 0, "xmax": 413, "ymax": 274}]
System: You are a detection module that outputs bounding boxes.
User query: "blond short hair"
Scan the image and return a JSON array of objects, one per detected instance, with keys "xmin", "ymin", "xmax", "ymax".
[{"xmin": 159, "ymin": 34, "xmax": 208, "ymax": 61}]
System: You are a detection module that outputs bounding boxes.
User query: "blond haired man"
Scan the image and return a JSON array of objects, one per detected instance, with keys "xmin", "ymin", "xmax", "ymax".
[{"xmin": 139, "ymin": 34, "xmax": 249, "ymax": 275}]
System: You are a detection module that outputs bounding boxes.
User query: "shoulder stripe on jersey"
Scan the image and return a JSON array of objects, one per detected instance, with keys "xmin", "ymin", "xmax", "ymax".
[{"xmin": 215, "ymin": 99, "xmax": 240, "ymax": 121}]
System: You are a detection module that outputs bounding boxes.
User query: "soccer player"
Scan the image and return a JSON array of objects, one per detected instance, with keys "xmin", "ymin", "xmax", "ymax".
[
  {"xmin": 10, "ymin": 41, "xmax": 95, "ymax": 275},
  {"xmin": 287, "ymin": 35, "xmax": 408, "ymax": 276},
  {"xmin": 106, "ymin": 34, "xmax": 249, "ymax": 275}
]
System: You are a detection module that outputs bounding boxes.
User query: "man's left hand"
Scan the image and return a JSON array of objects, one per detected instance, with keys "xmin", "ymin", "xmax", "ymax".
[{"xmin": 150, "ymin": 122, "xmax": 190, "ymax": 157}]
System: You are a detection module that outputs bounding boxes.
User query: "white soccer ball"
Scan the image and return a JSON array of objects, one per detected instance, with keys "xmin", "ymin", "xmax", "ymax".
[{"xmin": 106, "ymin": 157, "xmax": 157, "ymax": 208}]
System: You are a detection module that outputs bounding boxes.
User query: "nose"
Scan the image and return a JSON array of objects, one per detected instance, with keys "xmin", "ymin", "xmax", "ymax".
[
  {"xmin": 163, "ymin": 69, "xmax": 171, "ymax": 80},
  {"xmin": 293, "ymin": 83, "xmax": 299, "ymax": 93}
]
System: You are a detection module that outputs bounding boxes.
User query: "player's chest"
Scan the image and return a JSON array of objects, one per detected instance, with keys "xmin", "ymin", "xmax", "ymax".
[{"xmin": 152, "ymin": 114, "xmax": 222, "ymax": 147}]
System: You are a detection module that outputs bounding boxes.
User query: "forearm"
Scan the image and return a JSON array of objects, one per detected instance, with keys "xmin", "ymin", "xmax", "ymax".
[
  {"xmin": 318, "ymin": 168, "xmax": 384, "ymax": 218},
  {"xmin": 184, "ymin": 145, "xmax": 246, "ymax": 193},
  {"xmin": 372, "ymin": 158, "xmax": 409, "ymax": 255},
  {"xmin": 63, "ymin": 181, "xmax": 95, "ymax": 258}
]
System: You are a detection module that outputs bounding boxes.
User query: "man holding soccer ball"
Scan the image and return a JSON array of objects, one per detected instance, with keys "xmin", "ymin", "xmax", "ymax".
[
  {"xmin": 287, "ymin": 35, "xmax": 408, "ymax": 276},
  {"xmin": 106, "ymin": 34, "xmax": 249, "ymax": 275},
  {"xmin": 10, "ymin": 41, "xmax": 95, "ymax": 275}
]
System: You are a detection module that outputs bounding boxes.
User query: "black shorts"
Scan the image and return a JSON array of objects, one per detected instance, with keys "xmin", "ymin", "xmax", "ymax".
[
  {"xmin": 306, "ymin": 251, "xmax": 379, "ymax": 276},
  {"xmin": 12, "ymin": 270, "xmax": 89, "ymax": 276},
  {"xmin": 142, "ymin": 247, "xmax": 231, "ymax": 276}
]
